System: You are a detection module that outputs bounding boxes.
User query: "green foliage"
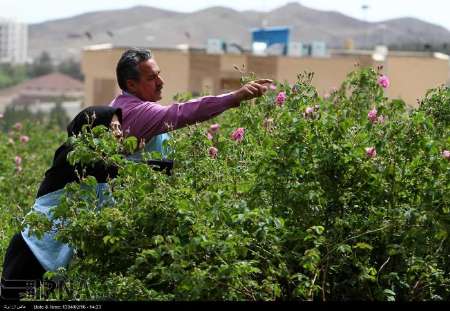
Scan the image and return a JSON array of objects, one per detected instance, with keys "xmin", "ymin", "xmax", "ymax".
[
  {"xmin": 57, "ymin": 58, "xmax": 84, "ymax": 81},
  {"xmin": 418, "ymin": 86, "xmax": 450, "ymax": 129},
  {"xmin": 0, "ymin": 63, "xmax": 28, "ymax": 89},
  {"xmin": 1, "ymin": 67, "xmax": 449, "ymax": 301},
  {"xmin": 28, "ymin": 51, "xmax": 54, "ymax": 78},
  {"xmin": 0, "ymin": 52, "xmax": 83, "ymax": 91},
  {"xmin": 48, "ymin": 102, "xmax": 71, "ymax": 130},
  {"xmin": 1, "ymin": 103, "xmax": 71, "ymax": 132},
  {"xmin": 1, "ymin": 105, "xmax": 45, "ymax": 131}
]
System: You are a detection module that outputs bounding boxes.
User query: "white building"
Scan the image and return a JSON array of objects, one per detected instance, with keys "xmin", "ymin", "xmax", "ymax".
[{"xmin": 0, "ymin": 17, "xmax": 28, "ymax": 64}]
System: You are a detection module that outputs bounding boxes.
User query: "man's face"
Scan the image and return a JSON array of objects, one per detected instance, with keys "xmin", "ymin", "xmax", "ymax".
[{"xmin": 127, "ymin": 59, "xmax": 164, "ymax": 102}]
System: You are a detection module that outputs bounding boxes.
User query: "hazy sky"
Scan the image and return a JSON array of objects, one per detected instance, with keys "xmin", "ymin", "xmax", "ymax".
[{"xmin": 1, "ymin": 0, "xmax": 449, "ymax": 30}]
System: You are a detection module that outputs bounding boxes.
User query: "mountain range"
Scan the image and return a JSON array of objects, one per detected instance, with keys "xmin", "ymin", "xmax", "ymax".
[{"xmin": 28, "ymin": 2, "xmax": 450, "ymax": 61}]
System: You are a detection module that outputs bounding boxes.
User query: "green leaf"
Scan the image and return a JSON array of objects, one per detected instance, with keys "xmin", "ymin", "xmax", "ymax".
[{"xmin": 353, "ymin": 242, "xmax": 373, "ymax": 251}]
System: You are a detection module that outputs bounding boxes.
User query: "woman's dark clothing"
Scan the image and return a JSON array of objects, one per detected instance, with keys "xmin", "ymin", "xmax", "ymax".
[{"xmin": 1, "ymin": 234, "xmax": 46, "ymax": 300}]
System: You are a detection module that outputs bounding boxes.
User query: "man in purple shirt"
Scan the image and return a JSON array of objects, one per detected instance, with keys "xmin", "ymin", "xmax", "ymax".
[{"xmin": 110, "ymin": 48, "xmax": 272, "ymax": 143}]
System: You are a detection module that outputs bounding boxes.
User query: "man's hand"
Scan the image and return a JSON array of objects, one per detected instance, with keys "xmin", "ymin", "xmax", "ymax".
[{"xmin": 233, "ymin": 79, "xmax": 273, "ymax": 102}]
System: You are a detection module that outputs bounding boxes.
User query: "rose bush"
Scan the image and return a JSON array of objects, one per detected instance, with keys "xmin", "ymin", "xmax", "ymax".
[{"xmin": 1, "ymin": 67, "xmax": 449, "ymax": 301}]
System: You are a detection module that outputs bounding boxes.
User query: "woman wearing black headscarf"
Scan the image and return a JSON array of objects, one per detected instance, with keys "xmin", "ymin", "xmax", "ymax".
[{"xmin": 1, "ymin": 106, "xmax": 122, "ymax": 301}]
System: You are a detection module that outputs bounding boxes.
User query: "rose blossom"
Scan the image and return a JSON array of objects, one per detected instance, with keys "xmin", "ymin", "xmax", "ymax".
[
  {"xmin": 365, "ymin": 147, "xmax": 377, "ymax": 159},
  {"xmin": 13, "ymin": 122, "xmax": 22, "ymax": 131},
  {"xmin": 378, "ymin": 75, "xmax": 390, "ymax": 88},
  {"xmin": 276, "ymin": 92, "xmax": 286, "ymax": 106},
  {"xmin": 209, "ymin": 147, "xmax": 218, "ymax": 159},
  {"xmin": 15, "ymin": 155, "xmax": 22, "ymax": 166},
  {"xmin": 304, "ymin": 107, "xmax": 315, "ymax": 118},
  {"xmin": 269, "ymin": 84, "xmax": 277, "ymax": 91},
  {"xmin": 368, "ymin": 108, "xmax": 378, "ymax": 123},
  {"xmin": 209, "ymin": 123, "xmax": 220, "ymax": 134},
  {"xmin": 207, "ymin": 132, "xmax": 213, "ymax": 140},
  {"xmin": 442, "ymin": 150, "xmax": 450, "ymax": 160},
  {"xmin": 231, "ymin": 127, "xmax": 245, "ymax": 142},
  {"xmin": 20, "ymin": 135, "xmax": 29, "ymax": 143}
]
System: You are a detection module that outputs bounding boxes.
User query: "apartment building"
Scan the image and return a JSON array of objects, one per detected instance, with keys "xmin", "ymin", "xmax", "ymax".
[{"xmin": 0, "ymin": 17, "xmax": 28, "ymax": 64}]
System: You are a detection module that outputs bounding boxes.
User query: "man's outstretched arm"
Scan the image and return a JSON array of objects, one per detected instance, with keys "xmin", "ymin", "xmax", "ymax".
[{"xmin": 120, "ymin": 79, "xmax": 272, "ymax": 141}]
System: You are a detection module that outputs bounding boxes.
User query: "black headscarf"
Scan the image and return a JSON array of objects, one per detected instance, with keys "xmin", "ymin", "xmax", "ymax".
[{"xmin": 36, "ymin": 106, "xmax": 122, "ymax": 198}]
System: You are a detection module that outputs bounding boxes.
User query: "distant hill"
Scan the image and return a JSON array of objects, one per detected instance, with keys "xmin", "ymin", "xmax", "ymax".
[{"xmin": 28, "ymin": 2, "xmax": 450, "ymax": 61}]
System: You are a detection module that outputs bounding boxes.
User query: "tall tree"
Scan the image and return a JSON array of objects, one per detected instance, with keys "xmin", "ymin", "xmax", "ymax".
[
  {"xmin": 57, "ymin": 58, "xmax": 84, "ymax": 81},
  {"xmin": 28, "ymin": 51, "xmax": 54, "ymax": 78}
]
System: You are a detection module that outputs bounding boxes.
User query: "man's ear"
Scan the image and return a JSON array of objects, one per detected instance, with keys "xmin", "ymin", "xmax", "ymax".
[{"xmin": 126, "ymin": 79, "xmax": 137, "ymax": 92}]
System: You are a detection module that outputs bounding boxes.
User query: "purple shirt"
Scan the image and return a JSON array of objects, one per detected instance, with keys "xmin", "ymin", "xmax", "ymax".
[{"xmin": 109, "ymin": 92, "xmax": 240, "ymax": 141}]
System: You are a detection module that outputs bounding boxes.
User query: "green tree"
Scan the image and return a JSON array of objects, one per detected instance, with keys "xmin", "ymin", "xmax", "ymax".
[
  {"xmin": 0, "ymin": 63, "xmax": 28, "ymax": 89},
  {"xmin": 1, "ymin": 105, "xmax": 45, "ymax": 131},
  {"xmin": 57, "ymin": 58, "xmax": 84, "ymax": 81},
  {"xmin": 28, "ymin": 51, "xmax": 54, "ymax": 78},
  {"xmin": 48, "ymin": 101, "xmax": 70, "ymax": 130}
]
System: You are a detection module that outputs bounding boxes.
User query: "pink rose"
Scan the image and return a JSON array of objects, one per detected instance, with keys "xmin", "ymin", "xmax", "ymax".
[
  {"xmin": 208, "ymin": 147, "xmax": 218, "ymax": 159},
  {"xmin": 207, "ymin": 132, "xmax": 213, "ymax": 140},
  {"xmin": 231, "ymin": 127, "xmax": 245, "ymax": 142},
  {"xmin": 442, "ymin": 150, "xmax": 450, "ymax": 160},
  {"xmin": 20, "ymin": 135, "xmax": 29, "ymax": 143},
  {"xmin": 368, "ymin": 108, "xmax": 378, "ymax": 123},
  {"xmin": 15, "ymin": 155, "xmax": 22, "ymax": 166},
  {"xmin": 209, "ymin": 123, "xmax": 220, "ymax": 134},
  {"xmin": 269, "ymin": 84, "xmax": 277, "ymax": 91},
  {"xmin": 13, "ymin": 122, "xmax": 22, "ymax": 131},
  {"xmin": 304, "ymin": 107, "xmax": 315, "ymax": 119},
  {"xmin": 365, "ymin": 147, "xmax": 377, "ymax": 159},
  {"xmin": 378, "ymin": 75, "xmax": 390, "ymax": 89},
  {"xmin": 276, "ymin": 92, "xmax": 286, "ymax": 106}
]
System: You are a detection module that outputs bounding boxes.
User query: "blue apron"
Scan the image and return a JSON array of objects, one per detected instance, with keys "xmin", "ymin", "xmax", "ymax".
[{"xmin": 21, "ymin": 183, "xmax": 111, "ymax": 272}]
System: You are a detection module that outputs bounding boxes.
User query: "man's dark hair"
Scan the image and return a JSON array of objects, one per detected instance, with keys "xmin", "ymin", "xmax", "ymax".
[{"xmin": 116, "ymin": 48, "xmax": 152, "ymax": 91}]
